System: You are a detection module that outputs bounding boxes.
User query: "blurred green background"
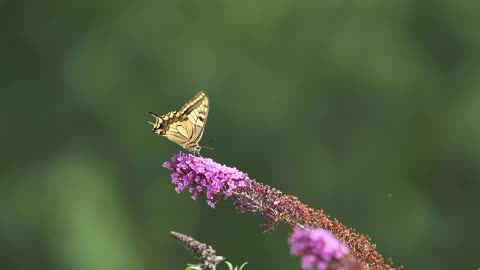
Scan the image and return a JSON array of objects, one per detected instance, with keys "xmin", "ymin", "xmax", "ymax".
[{"xmin": 1, "ymin": 1, "xmax": 479, "ymax": 269}]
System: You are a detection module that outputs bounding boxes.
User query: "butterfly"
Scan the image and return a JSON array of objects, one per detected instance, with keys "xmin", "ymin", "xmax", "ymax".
[{"xmin": 149, "ymin": 91, "xmax": 209, "ymax": 154}]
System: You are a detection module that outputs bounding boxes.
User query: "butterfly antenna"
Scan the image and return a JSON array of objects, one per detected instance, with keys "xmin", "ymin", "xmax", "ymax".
[
  {"xmin": 201, "ymin": 138, "xmax": 214, "ymax": 151},
  {"xmin": 203, "ymin": 138, "xmax": 214, "ymax": 147}
]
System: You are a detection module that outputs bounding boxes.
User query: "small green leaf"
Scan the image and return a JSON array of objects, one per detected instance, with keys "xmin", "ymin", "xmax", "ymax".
[
  {"xmin": 239, "ymin": 262, "xmax": 248, "ymax": 270},
  {"xmin": 225, "ymin": 261, "xmax": 234, "ymax": 270},
  {"xmin": 185, "ymin": 264, "xmax": 202, "ymax": 270}
]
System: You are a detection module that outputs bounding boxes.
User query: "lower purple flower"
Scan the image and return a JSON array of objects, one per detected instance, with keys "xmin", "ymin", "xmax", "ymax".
[
  {"xmin": 163, "ymin": 153, "xmax": 249, "ymax": 208},
  {"xmin": 289, "ymin": 227, "xmax": 350, "ymax": 270}
]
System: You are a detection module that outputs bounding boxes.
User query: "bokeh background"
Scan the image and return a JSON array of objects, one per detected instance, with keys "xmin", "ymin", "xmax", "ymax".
[{"xmin": 1, "ymin": 1, "xmax": 479, "ymax": 269}]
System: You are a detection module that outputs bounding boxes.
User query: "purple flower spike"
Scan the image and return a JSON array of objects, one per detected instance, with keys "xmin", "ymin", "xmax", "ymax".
[
  {"xmin": 163, "ymin": 153, "xmax": 249, "ymax": 208},
  {"xmin": 289, "ymin": 227, "xmax": 350, "ymax": 270}
]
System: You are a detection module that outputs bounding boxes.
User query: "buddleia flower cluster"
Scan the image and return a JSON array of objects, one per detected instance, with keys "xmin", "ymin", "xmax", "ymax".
[
  {"xmin": 289, "ymin": 227, "xmax": 362, "ymax": 270},
  {"xmin": 164, "ymin": 153, "xmax": 401, "ymax": 270},
  {"xmin": 170, "ymin": 231, "xmax": 247, "ymax": 270},
  {"xmin": 170, "ymin": 231, "xmax": 224, "ymax": 270},
  {"xmin": 163, "ymin": 153, "xmax": 248, "ymax": 208}
]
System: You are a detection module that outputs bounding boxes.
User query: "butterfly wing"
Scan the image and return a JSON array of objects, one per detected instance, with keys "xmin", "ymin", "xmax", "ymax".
[
  {"xmin": 184, "ymin": 91, "xmax": 209, "ymax": 148},
  {"xmin": 150, "ymin": 91, "xmax": 209, "ymax": 153}
]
